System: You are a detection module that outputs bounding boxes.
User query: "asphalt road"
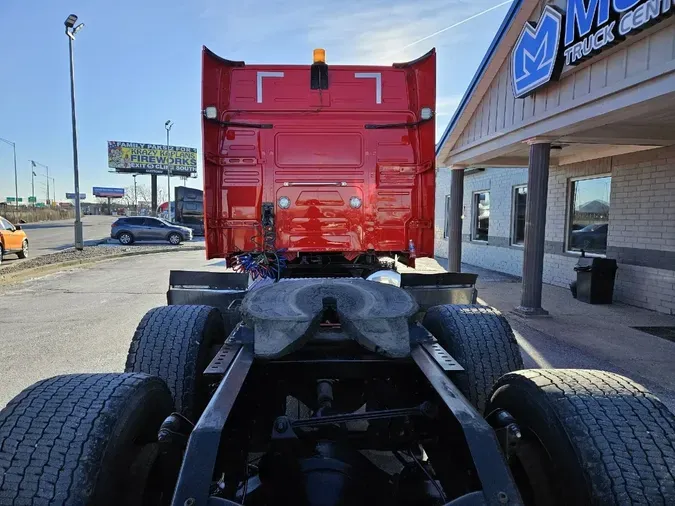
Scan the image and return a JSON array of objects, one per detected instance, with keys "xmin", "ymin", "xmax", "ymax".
[
  {"xmin": 4, "ymin": 215, "xmax": 116, "ymax": 263},
  {"xmin": 0, "ymin": 250, "xmax": 220, "ymax": 407},
  {"xmin": 0, "ymin": 250, "xmax": 673, "ymax": 412}
]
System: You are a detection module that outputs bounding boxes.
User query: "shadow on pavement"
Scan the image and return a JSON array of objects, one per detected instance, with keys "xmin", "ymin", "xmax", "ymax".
[
  {"xmin": 105, "ymin": 237, "xmax": 205, "ymax": 246},
  {"xmin": 49, "ymin": 240, "xmax": 109, "ymax": 251},
  {"xmin": 22, "ymin": 222, "xmax": 97, "ymax": 230},
  {"xmin": 434, "ymin": 256, "xmax": 521, "ymax": 284}
]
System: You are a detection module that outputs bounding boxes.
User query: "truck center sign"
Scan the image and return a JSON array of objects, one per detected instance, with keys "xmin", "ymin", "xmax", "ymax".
[
  {"xmin": 108, "ymin": 141, "xmax": 198, "ymax": 176},
  {"xmin": 512, "ymin": 0, "xmax": 673, "ymax": 98}
]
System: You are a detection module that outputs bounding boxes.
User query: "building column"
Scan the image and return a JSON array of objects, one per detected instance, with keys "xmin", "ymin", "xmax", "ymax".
[
  {"xmin": 516, "ymin": 141, "xmax": 551, "ymax": 316},
  {"xmin": 447, "ymin": 167, "xmax": 465, "ymax": 272}
]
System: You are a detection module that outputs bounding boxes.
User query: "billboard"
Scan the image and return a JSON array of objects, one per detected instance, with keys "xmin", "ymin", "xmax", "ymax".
[
  {"xmin": 108, "ymin": 141, "xmax": 198, "ymax": 176},
  {"xmin": 66, "ymin": 193, "xmax": 86, "ymax": 200},
  {"xmin": 93, "ymin": 187, "xmax": 125, "ymax": 198}
]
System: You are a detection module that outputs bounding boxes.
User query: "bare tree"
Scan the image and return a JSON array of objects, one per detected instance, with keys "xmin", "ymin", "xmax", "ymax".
[
  {"xmin": 120, "ymin": 188, "xmax": 135, "ymax": 207},
  {"xmin": 134, "ymin": 184, "xmax": 152, "ymax": 204}
]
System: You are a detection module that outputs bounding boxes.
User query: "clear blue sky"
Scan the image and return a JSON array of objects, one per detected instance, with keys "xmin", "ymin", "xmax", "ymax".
[{"xmin": 0, "ymin": 0, "xmax": 511, "ymax": 203}]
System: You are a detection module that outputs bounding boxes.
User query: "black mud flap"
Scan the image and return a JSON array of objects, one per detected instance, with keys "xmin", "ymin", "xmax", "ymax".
[
  {"xmin": 167, "ymin": 270, "xmax": 249, "ymax": 334},
  {"xmin": 401, "ymin": 272, "xmax": 478, "ymax": 314}
]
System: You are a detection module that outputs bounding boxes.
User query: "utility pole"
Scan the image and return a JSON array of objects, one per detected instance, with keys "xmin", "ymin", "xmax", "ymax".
[
  {"xmin": 65, "ymin": 13, "xmax": 85, "ymax": 250},
  {"xmin": 31, "ymin": 168, "xmax": 35, "ymax": 206},
  {"xmin": 165, "ymin": 120, "xmax": 173, "ymax": 221},
  {"xmin": 133, "ymin": 174, "xmax": 138, "ymax": 214},
  {"xmin": 0, "ymin": 138, "xmax": 18, "ymax": 213},
  {"xmin": 31, "ymin": 160, "xmax": 49, "ymax": 206},
  {"xmin": 45, "ymin": 175, "xmax": 56, "ymax": 205}
]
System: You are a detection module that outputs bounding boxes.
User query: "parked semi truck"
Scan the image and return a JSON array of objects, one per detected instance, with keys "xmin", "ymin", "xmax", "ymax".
[
  {"xmin": 1, "ymin": 47, "xmax": 674, "ymax": 506},
  {"xmin": 175, "ymin": 185, "xmax": 205, "ymax": 236}
]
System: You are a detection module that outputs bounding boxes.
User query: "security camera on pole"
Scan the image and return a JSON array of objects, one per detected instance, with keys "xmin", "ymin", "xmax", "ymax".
[
  {"xmin": 165, "ymin": 120, "xmax": 173, "ymax": 221},
  {"xmin": 65, "ymin": 14, "xmax": 85, "ymax": 250}
]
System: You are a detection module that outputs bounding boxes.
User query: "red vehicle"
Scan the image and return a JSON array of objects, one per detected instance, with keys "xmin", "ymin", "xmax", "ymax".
[{"xmin": 202, "ymin": 46, "xmax": 436, "ymax": 275}]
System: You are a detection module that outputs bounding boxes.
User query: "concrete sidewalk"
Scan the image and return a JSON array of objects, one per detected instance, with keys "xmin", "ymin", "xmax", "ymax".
[{"xmin": 422, "ymin": 257, "xmax": 675, "ymax": 410}]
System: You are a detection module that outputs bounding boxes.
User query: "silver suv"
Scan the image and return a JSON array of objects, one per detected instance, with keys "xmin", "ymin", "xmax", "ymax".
[{"xmin": 111, "ymin": 217, "xmax": 193, "ymax": 245}]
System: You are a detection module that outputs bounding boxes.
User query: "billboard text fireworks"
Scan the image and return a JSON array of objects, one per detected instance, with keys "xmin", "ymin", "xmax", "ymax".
[{"xmin": 108, "ymin": 141, "xmax": 197, "ymax": 176}]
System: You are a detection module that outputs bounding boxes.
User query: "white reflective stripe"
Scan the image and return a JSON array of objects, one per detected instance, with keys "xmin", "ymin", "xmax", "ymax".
[
  {"xmin": 354, "ymin": 72, "xmax": 382, "ymax": 104},
  {"xmin": 256, "ymin": 71, "xmax": 284, "ymax": 103}
]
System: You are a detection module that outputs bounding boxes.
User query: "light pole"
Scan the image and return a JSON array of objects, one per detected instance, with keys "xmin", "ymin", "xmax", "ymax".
[
  {"xmin": 41, "ymin": 174, "xmax": 56, "ymax": 205},
  {"xmin": 30, "ymin": 160, "xmax": 48, "ymax": 205},
  {"xmin": 31, "ymin": 167, "xmax": 35, "ymax": 206},
  {"xmin": 65, "ymin": 14, "xmax": 85, "ymax": 250},
  {"xmin": 165, "ymin": 120, "xmax": 173, "ymax": 221},
  {"xmin": 0, "ymin": 137, "xmax": 18, "ymax": 213},
  {"xmin": 133, "ymin": 174, "xmax": 138, "ymax": 214}
]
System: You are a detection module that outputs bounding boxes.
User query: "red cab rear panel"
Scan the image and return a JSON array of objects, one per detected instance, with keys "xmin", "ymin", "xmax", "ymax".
[{"xmin": 201, "ymin": 47, "xmax": 436, "ymax": 261}]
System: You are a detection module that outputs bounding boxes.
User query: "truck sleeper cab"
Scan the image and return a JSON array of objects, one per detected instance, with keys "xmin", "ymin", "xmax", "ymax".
[{"xmin": 201, "ymin": 47, "xmax": 436, "ymax": 272}]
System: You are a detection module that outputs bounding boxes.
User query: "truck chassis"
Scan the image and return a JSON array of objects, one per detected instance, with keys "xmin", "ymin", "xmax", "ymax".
[{"xmin": 171, "ymin": 320, "xmax": 519, "ymax": 506}]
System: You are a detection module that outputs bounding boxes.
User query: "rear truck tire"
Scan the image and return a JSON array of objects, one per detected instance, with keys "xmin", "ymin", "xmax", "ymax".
[
  {"xmin": 125, "ymin": 305, "xmax": 225, "ymax": 420},
  {"xmin": 0, "ymin": 244, "xmax": 3, "ymax": 265},
  {"xmin": 486, "ymin": 369, "xmax": 675, "ymax": 506},
  {"xmin": 422, "ymin": 304, "xmax": 524, "ymax": 413},
  {"xmin": 118, "ymin": 232, "xmax": 134, "ymax": 245},
  {"xmin": 0, "ymin": 373, "xmax": 173, "ymax": 506},
  {"xmin": 16, "ymin": 239, "xmax": 28, "ymax": 259},
  {"xmin": 168, "ymin": 232, "xmax": 182, "ymax": 245}
]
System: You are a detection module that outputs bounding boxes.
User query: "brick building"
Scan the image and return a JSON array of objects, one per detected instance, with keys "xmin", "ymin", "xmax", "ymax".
[{"xmin": 435, "ymin": 0, "xmax": 675, "ymax": 315}]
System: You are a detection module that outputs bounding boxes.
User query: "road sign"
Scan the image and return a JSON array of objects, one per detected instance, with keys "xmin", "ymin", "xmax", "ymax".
[
  {"xmin": 28, "ymin": 196, "xmax": 37, "ymax": 203},
  {"xmin": 35, "ymin": 203, "xmax": 46, "ymax": 208},
  {"xmin": 66, "ymin": 193, "xmax": 86, "ymax": 200},
  {"xmin": 6, "ymin": 197, "xmax": 23, "ymax": 203}
]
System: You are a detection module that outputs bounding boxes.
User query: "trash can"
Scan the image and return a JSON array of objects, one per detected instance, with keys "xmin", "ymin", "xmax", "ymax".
[{"xmin": 573, "ymin": 256, "xmax": 618, "ymax": 304}]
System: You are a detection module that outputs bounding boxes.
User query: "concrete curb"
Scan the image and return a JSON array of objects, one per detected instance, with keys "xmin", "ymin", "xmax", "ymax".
[{"xmin": 0, "ymin": 245, "xmax": 205, "ymax": 287}]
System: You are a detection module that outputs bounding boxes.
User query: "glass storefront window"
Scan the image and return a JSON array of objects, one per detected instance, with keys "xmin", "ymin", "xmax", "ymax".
[
  {"xmin": 568, "ymin": 176, "xmax": 611, "ymax": 255},
  {"xmin": 512, "ymin": 186, "xmax": 527, "ymax": 246},
  {"xmin": 473, "ymin": 191, "xmax": 490, "ymax": 242}
]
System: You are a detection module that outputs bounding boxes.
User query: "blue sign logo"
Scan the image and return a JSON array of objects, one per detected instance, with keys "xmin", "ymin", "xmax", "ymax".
[
  {"xmin": 512, "ymin": 1, "xmax": 673, "ymax": 97},
  {"xmin": 512, "ymin": 5, "xmax": 564, "ymax": 99}
]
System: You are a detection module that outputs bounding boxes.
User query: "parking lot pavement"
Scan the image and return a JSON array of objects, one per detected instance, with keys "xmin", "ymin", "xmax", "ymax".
[
  {"xmin": 1, "ymin": 215, "xmax": 116, "ymax": 265},
  {"xmin": 0, "ymin": 249, "xmax": 214, "ymax": 408}
]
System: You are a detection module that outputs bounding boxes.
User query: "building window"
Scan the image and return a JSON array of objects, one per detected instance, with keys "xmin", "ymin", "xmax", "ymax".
[
  {"xmin": 512, "ymin": 186, "xmax": 527, "ymax": 246},
  {"xmin": 443, "ymin": 195, "xmax": 451, "ymax": 239},
  {"xmin": 568, "ymin": 176, "xmax": 611, "ymax": 255},
  {"xmin": 472, "ymin": 191, "xmax": 490, "ymax": 242}
]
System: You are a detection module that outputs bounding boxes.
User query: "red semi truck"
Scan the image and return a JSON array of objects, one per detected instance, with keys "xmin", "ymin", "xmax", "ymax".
[{"xmin": 202, "ymin": 46, "xmax": 436, "ymax": 275}]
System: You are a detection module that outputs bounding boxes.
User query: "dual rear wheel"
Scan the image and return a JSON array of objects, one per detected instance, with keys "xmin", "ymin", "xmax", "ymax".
[{"xmin": 424, "ymin": 304, "xmax": 675, "ymax": 505}]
